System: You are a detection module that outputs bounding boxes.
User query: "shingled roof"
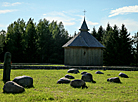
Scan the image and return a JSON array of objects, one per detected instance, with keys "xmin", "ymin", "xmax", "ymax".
[{"xmin": 62, "ymin": 18, "xmax": 105, "ymax": 48}]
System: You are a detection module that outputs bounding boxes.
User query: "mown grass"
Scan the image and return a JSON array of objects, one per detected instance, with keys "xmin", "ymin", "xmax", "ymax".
[{"xmin": 0, "ymin": 69, "xmax": 138, "ymax": 102}]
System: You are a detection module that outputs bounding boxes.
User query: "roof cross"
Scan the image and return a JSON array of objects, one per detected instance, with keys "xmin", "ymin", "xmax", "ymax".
[{"xmin": 83, "ymin": 10, "xmax": 86, "ymax": 16}]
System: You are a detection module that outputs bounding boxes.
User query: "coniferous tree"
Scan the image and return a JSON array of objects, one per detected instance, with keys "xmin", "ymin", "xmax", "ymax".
[
  {"xmin": 102, "ymin": 23, "xmax": 112, "ymax": 46},
  {"xmin": 37, "ymin": 19, "xmax": 53, "ymax": 63},
  {"xmin": 25, "ymin": 18, "xmax": 38, "ymax": 62},
  {"xmin": 74, "ymin": 31, "xmax": 77, "ymax": 37},
  {"xmin": 6, "ymin": 19, "xmax": 25, "ymax": 62},
  {"xmin": 119, "ymin": 24, "xmax": 132, "ymax": 65},
  {"xmin": 132, "ymin": 32, "xmax": 138, "ymax": 65},
  {"xmin": 91, "ymin": 27, "xmax": 97, "ymax": 38},
  {"xmin": 49, "ymin": 21, "xmax": 70, "ymax": 63},
  {"xmin": 0, "ymin": 30, "xmax": 6, "ymax": 62},
  {"xmin": 103, "ymin": 25, "xmax": 120, "ymax": 65},
  {"xmin": 97, "ymin": 26, "xmax": 105, "ymax": 43}
]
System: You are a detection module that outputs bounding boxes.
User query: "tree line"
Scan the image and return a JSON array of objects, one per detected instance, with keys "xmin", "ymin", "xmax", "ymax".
[
  {"xmin": 0, "ymin": 18, "xmax": 138, "ymax": 66},
  {"xmin": 0, "ymin": 18, "xmax": 70, "ymax": 63},
  {"xmin": 91, "ymin": 24, "xmax": 138, "ymax": 66}
]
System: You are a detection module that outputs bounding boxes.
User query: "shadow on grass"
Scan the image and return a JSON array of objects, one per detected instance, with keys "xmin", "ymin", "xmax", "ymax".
[{"xmin": 2, "ymin": 91, "xmax": 25, "ymax": 94}]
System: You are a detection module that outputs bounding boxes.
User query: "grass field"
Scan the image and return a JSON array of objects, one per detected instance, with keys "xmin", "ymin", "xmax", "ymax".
[{"xmin": 0, "ymin": 69, "xmax": 138, "ymax": 102}]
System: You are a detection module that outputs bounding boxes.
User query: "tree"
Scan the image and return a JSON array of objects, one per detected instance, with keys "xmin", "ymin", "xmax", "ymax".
[
  {"xmin": 74, "ymin": 31, "xmax": 77, "ymax": 37},
  {"xmin": 25, "ymin": 18, "xmax": 38, "ymax": 62},
  {"xmin": 102, "ymin": 23, "xmax": 112, "ymax": 46},
  {"xmin": 6, "ymin": 19, "xmax": 26, "ymax": 62},
  {"xmin": 91, "ymin": 27, "xmax": 97, "ymax": 38},
  {"xmin": 132, "ymin": 32, "xmax": 138, "ymax": 65},
  {"xmin": 36, "ymin": 19, "xmax": 53, "ymax": 63},
  {"xmin": 91, "ymin": 26, "xmax": 105, "ymax": 43},
  {"xmin": 49, "ymin": 21, "xmax": 70, "ymax": 63},
  {"xmin": 97, "ymin": 26, "xmax": 105, "ymax": 43},
  {"xmin": 103, "ymin": 25, "xmax": 120, "ymax": 65},
  {"xmin": 4, "ymin": 18, "xmax": 71, "ymax": 63},
  {"xmin": 118, "ymin": 24, "xmax": 132, "ymax": 65},
  {"xmin": 0, "ymin": 30, "xmax": 6, "ymax": 62},
  {"xmin": 103, "ymin": 24, "xmax": 133, "ymax": 65}
]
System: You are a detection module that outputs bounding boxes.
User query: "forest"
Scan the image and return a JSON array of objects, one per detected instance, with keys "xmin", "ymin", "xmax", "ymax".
[{"xmin": 0, "ymin": 18, "xmax": 138, "ymax": 66}]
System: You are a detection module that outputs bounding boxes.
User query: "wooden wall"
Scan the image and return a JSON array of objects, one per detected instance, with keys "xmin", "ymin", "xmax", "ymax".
[{"xmin": 64, "ymin": 47, "xmax": 103, "ymax": 66}]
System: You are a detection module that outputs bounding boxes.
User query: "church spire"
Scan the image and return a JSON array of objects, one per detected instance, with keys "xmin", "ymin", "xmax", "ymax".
[{"xmin": 79, "ymin": 17, "xmax": 89, "ymax": 32}]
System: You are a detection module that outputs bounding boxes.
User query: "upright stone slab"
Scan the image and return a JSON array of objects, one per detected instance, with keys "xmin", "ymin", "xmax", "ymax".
[
  {"xmin": 3, "ymin": 52, "xmax": 11, "ymax": 82},
  {"xmin": 3, "ymin": 81, "xmax": 25, "ymax": 93}
]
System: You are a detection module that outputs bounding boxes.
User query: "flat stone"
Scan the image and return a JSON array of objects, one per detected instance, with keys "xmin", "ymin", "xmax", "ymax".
[
  {"xmin": 95, "ymin": 71, "xmax": 104, "ymax": 74},
  {"xmin": 119, "ymin": 72, "xmax": 129, "ymax": 78},
  {"xmin": 107, "ymin": 77, "xmax": 121, "ymax": 83},
  {"xmin": 81, "ymin": 71, "xmax": 87, "ymax": 75},
  {"xmin": 67, "ymin": 68, "xmax": 79, "ymax": 74},
  {"xmin": 3, "ymin": 81, "xmax": 25, "ymax": 93},
  {"xmin": 65, "ymin": 74, "xmax": 75, "ymax": 79}
]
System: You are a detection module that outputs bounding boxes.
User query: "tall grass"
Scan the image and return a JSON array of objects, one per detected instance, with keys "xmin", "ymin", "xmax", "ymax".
[{"xmin": 0, "ymin": 69, "xmax": 138, "ymax": 102}]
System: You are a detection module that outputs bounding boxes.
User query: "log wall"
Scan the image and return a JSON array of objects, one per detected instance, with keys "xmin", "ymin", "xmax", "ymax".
[{"xmin": 64, "ymin": 47, "xmax": 103, "ymax": 66}]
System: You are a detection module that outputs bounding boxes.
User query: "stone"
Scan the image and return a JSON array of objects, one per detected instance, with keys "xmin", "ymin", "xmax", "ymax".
[
  {"xmin": 81, "ymin": 73, "xmax": 96, "ymax": 83},
  {"xmin": 81, "ymin": 71, "xmax": 87, "ymax": 75},
  {"xmin": 3, "ymin": 52, "xmax": 11, "ymax": 82},
  {"xmin": 107, "ymin": 77, "xmax": 121, "ymax": 83},
  {"xmin": 65, "ymin": 74, "xmax": 75, "ymax": 79},
  {"xmin": 57, "ymin": 77, "xmax": 70, "ymax": 84},
  {"xmin": 67, "ymin": 68, "xmax": 79, "ymax": 74},
  {"xmin": 95, "ymin": 71, "xmax": 104, "ymax": 74},
  {"xmin": 3, "ymin": 81, "xmax": 25, "ymax": 93},
  {"xmin": 119, "ymin": 72, "xmax": 129, "ymax": 78},
  {"xmin": 13, "ymin": 75, "xmax": 33, "ymax": 88},
  {"xmin": 70, "ymin": 79, "xmax": 88, "ymax": 89}
]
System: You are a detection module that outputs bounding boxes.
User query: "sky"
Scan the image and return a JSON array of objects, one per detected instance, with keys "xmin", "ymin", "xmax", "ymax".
[{"xmin": 0, "ymin": 0, "xmax": 138, "ymax": 36}]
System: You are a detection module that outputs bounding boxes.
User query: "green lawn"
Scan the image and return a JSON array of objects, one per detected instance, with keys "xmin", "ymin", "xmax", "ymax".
[{"xmin": 0, "ymin": 69, "xmax": 138, "ymax": 102}]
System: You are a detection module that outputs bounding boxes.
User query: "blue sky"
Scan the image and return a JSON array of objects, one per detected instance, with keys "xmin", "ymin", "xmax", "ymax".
[{"xmin": 0, "ymin": 0, "xmax": 138, "ymax": 36}]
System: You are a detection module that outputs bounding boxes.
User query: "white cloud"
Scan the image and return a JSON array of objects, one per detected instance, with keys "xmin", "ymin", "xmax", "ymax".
[
  {"xmin": 0, "ymin": 24, "xmax": 6, "ymax": 27},
  {"xmin": 45, "ymin": 16, "xmax": 75, "ymax": 26},
  {"xmin": 109, "ymin": 5, "xmax": 138, "ymax": 17},
  {"xmin": 43, "ymin": 11, "xmax": 76, "ymax": 26},
  {"xmin": 87, "ymin": 21, "xmax": 99, "ymax": 25},
  {"xmin": 0, "ymin": 9, "xmax": 17, "ymax": 14},
  {"xmin": 2, "ymin": 2, "xmax": 21, "ymax": 7},
  {"xmin": 101, "ymin": 18, "xmax": 138, "ymax": 33}
]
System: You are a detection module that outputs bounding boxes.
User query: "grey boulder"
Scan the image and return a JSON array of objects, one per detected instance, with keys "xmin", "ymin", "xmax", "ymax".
[
  {"xmin": 70, "ymin": 79, "xmax": 88, "ymax": 89},
  {"xmin": 81, "ymin": 73, "xmax": 96, "ymax": 83},
  {"xmin": 119, "ymin": 72, "xmax": 129, "ymax": 78},
  {"xmin": 95, "ymin": 71, "xmax": 104, "ymax": 74},
  {"xmin": 3, "ymin": 81, "xmax": 25, "ymax": 93},
  {"xmin": 13, "ymin": 75, "xmax": 33, "ymax": 88},
  {"xmin": 107, "ymin": 77, "xmax": 121, "ymax": 83},
  {"xmin": 81, "ymin": 71, "xmax": 87, "ymax": 75},
  {"xmin": 65, "ymin": 74, "xmax": 75, "ymax": 79},
  {"xmin": 57, "ymin": 77, "xmax": 70, "ymax": 84},
  {"xmin": 67, "ymin": 68, "xmax": 79, "ymax": 74}
]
